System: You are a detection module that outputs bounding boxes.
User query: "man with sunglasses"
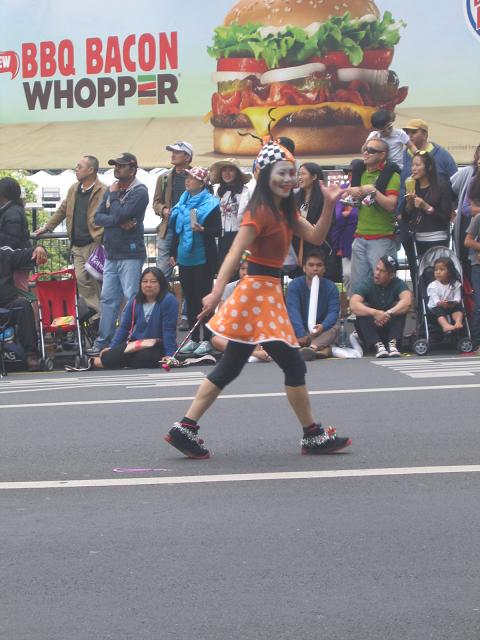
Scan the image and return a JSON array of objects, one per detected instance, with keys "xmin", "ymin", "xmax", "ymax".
[
  {"xmin": 347, "ymin": 139, "xmax": 401, "ymax": 291},
  {"xmin": 88, "ymin": 152, "xmax": 149, "ymax": 355}
]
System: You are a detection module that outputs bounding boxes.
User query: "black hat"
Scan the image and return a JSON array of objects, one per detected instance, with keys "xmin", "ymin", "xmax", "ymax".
[
  {"xmin": 108, "ymin": 152, "xmax": 138, "ymax": 166},
  {"xmin": 380, "ymin": 254, "xmax": 399, "ymax": 272}
]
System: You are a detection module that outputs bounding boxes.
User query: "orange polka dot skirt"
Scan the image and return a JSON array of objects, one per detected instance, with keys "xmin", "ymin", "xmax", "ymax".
[{"xmin": 207, "ymin": 275, "xmax": 299, "ymax": 347}]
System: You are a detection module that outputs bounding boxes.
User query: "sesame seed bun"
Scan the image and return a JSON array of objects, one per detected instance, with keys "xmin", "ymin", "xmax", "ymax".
[{"xmin": 224, "ymin": 0, "xmax": 380, "ymax": 27}]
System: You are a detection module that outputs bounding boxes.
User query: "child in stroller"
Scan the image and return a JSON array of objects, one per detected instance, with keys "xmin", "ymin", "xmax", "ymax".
[
  {"xmin": 427, "ymin": 257, "xmax": 463, "ymax": 333},
  {"xmin": 413, "ymin": 246, "xmax": 473, "ymax": 355}
]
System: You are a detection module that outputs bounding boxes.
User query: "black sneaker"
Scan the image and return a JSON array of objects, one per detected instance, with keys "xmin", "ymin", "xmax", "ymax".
[
  {"xmin": 164, "ymin": 422, "xmax": 210, "ymax": 459},
  {"xmin": 301, "ymin": 425, "xmax": 352, "ymax": 455}
]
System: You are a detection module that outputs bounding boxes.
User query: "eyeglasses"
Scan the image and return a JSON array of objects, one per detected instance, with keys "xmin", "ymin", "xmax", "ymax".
[{"xmin": 363, "ymin": 147, "xmax": 384, "ymax": 155}]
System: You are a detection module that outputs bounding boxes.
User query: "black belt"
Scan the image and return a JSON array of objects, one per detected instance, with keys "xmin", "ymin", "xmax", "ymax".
[{"xmin": 247, "ymin": 262, "xmax": 281, "ymax": 278}]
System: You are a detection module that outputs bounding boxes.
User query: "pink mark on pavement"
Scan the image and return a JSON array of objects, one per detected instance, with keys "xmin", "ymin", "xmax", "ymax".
[{"xmin": 113, "ymin": 468, "xmax": 170, "ymax": 473}]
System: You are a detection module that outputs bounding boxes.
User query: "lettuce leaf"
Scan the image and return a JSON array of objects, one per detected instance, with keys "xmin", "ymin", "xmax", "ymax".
[{"xmin": 208, "ymin": 11, "xmax": 406, "ymax": 68}]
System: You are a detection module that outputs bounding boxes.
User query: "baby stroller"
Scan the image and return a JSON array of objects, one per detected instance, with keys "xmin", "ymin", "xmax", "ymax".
[
  {"xmin": 412, "ymin": 245, "xmax": 473, "ymax": 356},
  {"xmin": 0, "ymin": 306, "xmax": 26, "ymax": 377},
  {"xmin": 30, "ymin": 268, "xmax": 90, "ymax": 370}
]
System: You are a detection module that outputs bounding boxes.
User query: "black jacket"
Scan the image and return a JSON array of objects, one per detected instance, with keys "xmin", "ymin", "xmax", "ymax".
[
  {"xmin": 402, "ymin": 179, "xmax": 452, "ymax": 234},
  {"xmin": 0, "ymin": 246, "xmax": 35, "ymax": 305},
  {"xmin": 0, "ymin": 201, "xmax": 31, "ymax": 250}
]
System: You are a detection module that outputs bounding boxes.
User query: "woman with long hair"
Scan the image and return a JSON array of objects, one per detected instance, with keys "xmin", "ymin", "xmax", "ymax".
[
  {"xmin": 92, "ymin": 267, "xmax": 178, "ymax": 369},
  {"xmin": 164, "ymin": 140, "xmax": 351, "ymax": 460},
  {"xmin": 291, "ymin": 162, "xmax": 338, "ymax": 280},
  {"xmin": 0, "ymin": 176, "xmax": 31, "ymax": 290},
  {"xmin": 402, "ymin": 151, "xmax": 452, "ymax": 260},
  {"xmin": 452, "ymin": 143, "xmax": 480, "ymax": 279},
  {"xmin": 169, "ymin": 167, "xmax": 221, "ymax": 357},
  {"xmin": 209, "ymin": 158, "xmax": 251, "ymax": 270}
]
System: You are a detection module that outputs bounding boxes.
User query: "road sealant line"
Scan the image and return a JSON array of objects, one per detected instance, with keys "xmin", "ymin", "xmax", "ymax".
[{"xmin": 2, "ymin": 465, "xmax": 480, "ymax": 490}]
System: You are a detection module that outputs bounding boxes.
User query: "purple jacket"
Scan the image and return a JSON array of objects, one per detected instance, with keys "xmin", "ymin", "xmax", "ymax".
[{"xmin": 329, "ymin": 201, "xmax": 358, "ymax": 260}]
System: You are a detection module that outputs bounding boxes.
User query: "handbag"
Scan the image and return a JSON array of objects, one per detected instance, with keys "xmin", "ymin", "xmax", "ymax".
[
  {"xmin": 85, "ymin": 245, "xmax": 106, "ymax": 280},
  {"xmin": 123, "ymin": 300, "xmax": 160, "ymax": 353}
]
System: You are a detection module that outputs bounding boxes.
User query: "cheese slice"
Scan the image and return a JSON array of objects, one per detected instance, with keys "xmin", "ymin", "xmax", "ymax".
[{"xmin": 240, "ymin": 102, "xmax": 376, "ymax": 137}]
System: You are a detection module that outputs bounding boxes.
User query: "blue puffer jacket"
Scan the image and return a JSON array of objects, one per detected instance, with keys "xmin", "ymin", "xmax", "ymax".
[
  {"xmin": 169, "ymin": 188, "xmax": 219, "ymax": 266},
  {"xmin": 94, "ymin": 178, "xmax": 148, "ymax": 260}
]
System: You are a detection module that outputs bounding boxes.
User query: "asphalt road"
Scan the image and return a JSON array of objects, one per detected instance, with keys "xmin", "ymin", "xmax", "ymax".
[{"xmin": 1, "ymin": 354, "xmax": 480, "ymax": 640}]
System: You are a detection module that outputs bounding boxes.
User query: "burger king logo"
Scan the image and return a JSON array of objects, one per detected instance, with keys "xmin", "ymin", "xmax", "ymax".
[{"xmin": 464, "ymin": 0, "xmax": 480, "ymax": 39}]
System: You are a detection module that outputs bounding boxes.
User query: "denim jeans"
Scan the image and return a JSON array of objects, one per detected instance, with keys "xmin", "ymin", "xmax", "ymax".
[
  {"xmin": 156, "ymin": 228, "xmax": 174, "ymax": 280},
  {"xmin": 95, "ymin": 258, "xmax": 143, "ymax": 349},
  {"xmin": 351, "ymin": 237, "xmax": 397, "ymax": 292},
  {"xmin": 471, "ymin": 264, "xmax": 480, "ymax": 343}
]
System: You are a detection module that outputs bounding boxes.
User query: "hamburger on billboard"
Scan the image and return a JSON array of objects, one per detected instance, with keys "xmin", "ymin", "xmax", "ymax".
[{"xmin": 208, "ymin": 0, "xmax": 408, "ymax": 155}]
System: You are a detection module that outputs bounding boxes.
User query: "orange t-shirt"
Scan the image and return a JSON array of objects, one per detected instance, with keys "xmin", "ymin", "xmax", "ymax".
[{"xmin": 241, "ymin": 205, "xmax": 297, "ymax": 268}]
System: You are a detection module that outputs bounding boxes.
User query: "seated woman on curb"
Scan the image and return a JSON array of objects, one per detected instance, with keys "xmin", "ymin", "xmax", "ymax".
[{"xmin": 92, "ymin": 267, "xmax": 178, "ymax": 369}]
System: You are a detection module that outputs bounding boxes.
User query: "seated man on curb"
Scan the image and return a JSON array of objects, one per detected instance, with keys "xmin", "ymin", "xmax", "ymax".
[
  {"xmin": 286, "ymin": 249, "xmax": 340, "ymax": 361},
  {"xmin": 0, "ymin": 244, "xmax": 48, "ymax": 370},
  {"xmin": 350, "ymin": 255, "xmax": 412, "ymax": 358}
]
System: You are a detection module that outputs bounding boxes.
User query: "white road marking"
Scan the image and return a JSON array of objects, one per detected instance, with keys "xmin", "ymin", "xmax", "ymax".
[
  {"xmin": 0, "ymin": 371, "xmax": 205, "ymax": 395},
  {"xmin": 1, "ymin": 465, "xmax": 480, "ymax": 490},
  {"xmin": 408, "ymin": 371, "xmax": 475, "ymax": 378},
  {"xmin": 374, "ymin": 357, "xmax": 480, "ymax": 378},
  {"xmin": 1, "ymin": 382, "xmax": 480, "ymax": 410}
]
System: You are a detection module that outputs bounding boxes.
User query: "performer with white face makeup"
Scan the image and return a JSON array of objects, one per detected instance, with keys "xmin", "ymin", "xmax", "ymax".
[{"xmin": 164, "ymin": 140, "xmax": 352, "ymax": 459}]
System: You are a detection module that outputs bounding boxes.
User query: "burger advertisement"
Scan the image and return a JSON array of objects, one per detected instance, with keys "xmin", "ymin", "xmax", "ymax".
[
  {"xmin": 208, "ymin": 0, "xmax": 408, "ymax": 156},
  {"xmin": 0, "ymin": 0, "xmax": 479, "ymax": 168}
]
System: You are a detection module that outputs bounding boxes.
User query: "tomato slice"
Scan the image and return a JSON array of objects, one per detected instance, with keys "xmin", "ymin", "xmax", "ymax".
[
  {"xmin": 309, "ymin": 48, "xmax": 393, "ymax": 70},
  {"xmin": 311, "ymin": 52, "xmax": 352, "ymax": 69},
  {"xmin": 217, "ymin": 57, "xmax": 268, "ymax": 73},
  {"xmin": 360, "ymin": 48, "xmax": 394, "ymax": 70}
]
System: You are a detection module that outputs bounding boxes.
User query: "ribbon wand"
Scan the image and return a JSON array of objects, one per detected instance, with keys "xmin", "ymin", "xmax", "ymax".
[{"xmin": 161, "ymin": 319, "xmax": 202, "ymax": 371}]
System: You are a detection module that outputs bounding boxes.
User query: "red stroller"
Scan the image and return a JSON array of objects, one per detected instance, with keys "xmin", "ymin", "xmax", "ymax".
[{"xmin": 30, "ymin": 268, "xmax": 89, "ymax": 370}]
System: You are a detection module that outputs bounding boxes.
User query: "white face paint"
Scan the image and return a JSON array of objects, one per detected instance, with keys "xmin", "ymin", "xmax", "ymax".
[{"xmin": 269, "ymin": 161, "xmax": 296, "ymax": 198}]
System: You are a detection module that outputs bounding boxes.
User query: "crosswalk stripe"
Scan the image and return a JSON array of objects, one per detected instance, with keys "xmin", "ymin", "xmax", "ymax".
[
  {"xmin": 0, "ymin": 371, "xmax": 205, "ymax": 395},
  {"xmin": 373, "ymin": 357, "xmax": 480, "ymax": 378}
]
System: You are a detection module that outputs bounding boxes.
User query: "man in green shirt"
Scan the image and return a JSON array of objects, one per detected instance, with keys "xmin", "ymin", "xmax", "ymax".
[
  {"xmin": 350, "ymin": 255, "xmax": 412, "ymax": 358},
  {"xmin": 348, "ymin": 138, "xmax": 401, "ymax": 291}
]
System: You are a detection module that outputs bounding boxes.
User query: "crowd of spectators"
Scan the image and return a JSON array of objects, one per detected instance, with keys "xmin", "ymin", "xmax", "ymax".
[{"xmin": 2, "ymin": 113, "xmax": 480, "ymax": 372}]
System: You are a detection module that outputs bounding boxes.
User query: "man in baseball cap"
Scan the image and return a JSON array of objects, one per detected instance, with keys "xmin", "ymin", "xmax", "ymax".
[
  {"xmin": 107, "ymin": 152, "xmax": 138, "ymax": 166},
  {"xmin": 350, "ymin": 255, "xmax": 412, "ymax": 358},
  {"xmin": 88, "ymin": 150, "xmax": 148, "ymax": 355},
  {"xmin": 403, "ymin": 118, "xmax": 429, "ymax": 134},
  {"xmin": 165, "ymin": 141, "xmax": 193, "ymax": 158},
  {"xmin": 153, "ymin": 141, "xmax": 194, "ymax": 282}
]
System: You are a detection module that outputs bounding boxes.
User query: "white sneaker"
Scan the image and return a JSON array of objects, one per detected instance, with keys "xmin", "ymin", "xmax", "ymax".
[
  {"xmin": 179, "ymin": 339, "xmax": 199, "ymax": 355},
  {"xmin": 193, "ymin": 340, "xmax": 213, "ymax": 356},
  {"xmin": 388, "ymin": 339, "xmax": 401, "ymax": 357},
  {"xmin": 375, "ymin": 342, "xmax": 389, "ymax": 358}
]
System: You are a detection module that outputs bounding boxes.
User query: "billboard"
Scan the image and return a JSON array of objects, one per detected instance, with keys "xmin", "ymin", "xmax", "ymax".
[{"xmin": 0, "ymin": 0, "xmax": 479, "ymax": 168}]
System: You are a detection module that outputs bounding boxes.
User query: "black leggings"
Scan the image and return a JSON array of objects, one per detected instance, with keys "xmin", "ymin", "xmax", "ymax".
[
  {"xmin": 100, "ymin": 342, "xmax": 165, "ymax": 369},
  {"xmin": 207, "ymin": 340, "xmax": 307, "ymax": 390}
]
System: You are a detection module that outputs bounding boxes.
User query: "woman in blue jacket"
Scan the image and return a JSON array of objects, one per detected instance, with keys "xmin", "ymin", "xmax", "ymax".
[
  {"xmin": 92, "ymin": 267, "xmax": 178, "ymax": 369},
  {"xmin": 169, "ymin": 167, "xmax": 221, "ymax": 356}
]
